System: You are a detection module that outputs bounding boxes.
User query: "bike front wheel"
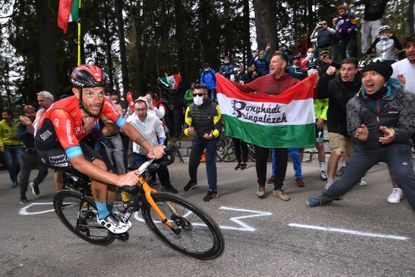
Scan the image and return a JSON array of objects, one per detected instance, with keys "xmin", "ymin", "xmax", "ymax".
[
  {"xmin": 53, "ymin": 190, "xmax": 114, "ymax": 245},
  {"xmin": 142, "ymin": 192, "xmax": 224, "ymax": 260}
]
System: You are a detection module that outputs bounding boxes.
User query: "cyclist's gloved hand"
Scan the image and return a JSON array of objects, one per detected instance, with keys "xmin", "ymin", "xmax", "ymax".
[
  {"xmin": 147, "ymin": 145, "xmax": 164, "ymax": 159},
  {"xmin": 117, "ymin": 171, "xmax": 139, "ymax": 187}
]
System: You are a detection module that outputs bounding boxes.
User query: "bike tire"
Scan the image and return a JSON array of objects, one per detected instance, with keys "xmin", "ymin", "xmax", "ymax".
[
  {"xmin": 53, "ymin": 190, "xmax": 115, "ymax": 245},
  {"xmin": 141, "ymin": 192, "xmax": 224, "ymax": 260}
]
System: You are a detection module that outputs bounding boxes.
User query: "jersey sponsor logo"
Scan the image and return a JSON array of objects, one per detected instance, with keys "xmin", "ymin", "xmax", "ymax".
[
  {"xmin": 74, "ymin": 127, "xmax": 82, "ymax": 135},
  {"xmin": 54, "ymin": 118, "xmax": 59, "ymax": 127},
  {"xmin": 66, "ymin": 120, "xmax": 73, "ymax": 145},
  {"xmin": 49, "ymin": 154, "xmax": 69, "ymax": 167},
  {"xmin": 39, "ymin": 130, "xmax": 52, "ymax": 141}
]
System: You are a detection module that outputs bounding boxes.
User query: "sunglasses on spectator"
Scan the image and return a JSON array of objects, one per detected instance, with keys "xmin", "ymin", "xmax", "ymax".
[{"xmin": 193, "ymin": 93, "xmax": 206, "ymax": 96}]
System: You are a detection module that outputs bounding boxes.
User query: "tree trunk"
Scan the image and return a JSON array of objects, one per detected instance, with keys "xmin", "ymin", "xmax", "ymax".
[
  {"xmin": 103, "ymin": 14, "xmax": 114, "ymax": 90},
  {"xmin": 242, "ymin": 0, "xmax": 252, "ymax": 66},
  {"xmin": 174, "ymin": 0, "xmax": 186, "ymax": 80},
  {"xmin": 35, "ymin": 0, "xmax": 58, "ymax": 97},
  {"xmin": 253, "ymin": 0, "xmax": 277, "ymax": 51},
  {"xmin": 114, "ymin": 0, "xmax": 129, "ymax": 93},
  {"xmin": 410, "ymin": 0, "xmax": 415, "ymax": 37}
]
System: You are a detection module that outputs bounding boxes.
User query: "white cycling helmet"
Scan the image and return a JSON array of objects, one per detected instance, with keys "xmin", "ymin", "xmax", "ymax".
[{"xmin": 378, "ymin": 25, "xmax": 391, "ymax": 34}]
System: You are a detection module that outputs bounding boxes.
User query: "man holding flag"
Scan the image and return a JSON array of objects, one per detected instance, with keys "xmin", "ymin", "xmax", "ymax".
[{"xmin": 217, "ymin": 53, "xmax": 316, "ymax": 201}]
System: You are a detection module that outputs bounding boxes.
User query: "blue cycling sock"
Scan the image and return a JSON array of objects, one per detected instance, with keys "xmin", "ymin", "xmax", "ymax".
[{"xmin": 95, "ymin": 201, "xmax": 110, "ymax": 220}]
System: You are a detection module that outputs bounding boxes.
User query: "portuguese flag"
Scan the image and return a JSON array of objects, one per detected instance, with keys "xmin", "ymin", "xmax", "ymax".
[
  {"xmin": 58, "ymin": 0, "xmax": 79, "ymax": 34},
  {"xmin": 216, "ymin": 73, "xmax": 317, "ymax": 148},
  {"xmin": 160, "ymin": 74, "xmax": 181, "ymax": 91}
]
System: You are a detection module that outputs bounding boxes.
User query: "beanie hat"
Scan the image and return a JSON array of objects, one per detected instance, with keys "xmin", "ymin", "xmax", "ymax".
[{"xmin": 361, "ymin": 61, "xmax": 393, "ymax": 81}]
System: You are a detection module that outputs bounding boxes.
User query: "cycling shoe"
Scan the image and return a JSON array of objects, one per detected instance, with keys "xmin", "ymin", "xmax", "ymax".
[{"xmin": 97, "ymin": 214, "xmax": 132, "ymax": 234}]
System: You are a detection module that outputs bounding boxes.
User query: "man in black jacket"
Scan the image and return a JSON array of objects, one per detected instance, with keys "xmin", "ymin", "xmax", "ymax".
[
  {"xmin": 349, "ymin": 0, "xmax": 389, "ymax": 54},
  {"xmin": 308, "ymin": 61, "xmax": 415, "ymax": 211},
  {"xmin": 16, "ymin": 105, "xmax": 48, "ymax": 204},
  {"xmin": 317, "ymin": 57, "xmax": 361, "ymax": 188},
  {"xmin": 183, "ymin": 84, "xmax": 222, "ymax": 202}
]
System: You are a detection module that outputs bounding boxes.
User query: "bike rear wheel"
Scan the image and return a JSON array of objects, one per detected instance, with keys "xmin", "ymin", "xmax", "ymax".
[
  {"xmin": 142, "ymin": 192, "xmax": 224, "ymax": 260},
  {"xmin": 53, "ymin": 190, "xmax": 114, "ymax": 245}
]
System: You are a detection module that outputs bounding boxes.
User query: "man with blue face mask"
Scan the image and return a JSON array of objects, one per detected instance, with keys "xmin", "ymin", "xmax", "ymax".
[{"xmin": 183, "ymin": 84, "xmax": 222, "ymax": 201}]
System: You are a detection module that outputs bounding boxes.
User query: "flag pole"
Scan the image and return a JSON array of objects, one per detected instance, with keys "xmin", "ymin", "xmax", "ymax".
[{"xmin": 77, "ymin": 0, "xmax": 82, "ymax": 66}]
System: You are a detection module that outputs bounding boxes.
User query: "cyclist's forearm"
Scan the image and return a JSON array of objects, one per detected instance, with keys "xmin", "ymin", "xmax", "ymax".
[
  {"xmin": 121, "ymin": 123, "xmax": 153, "ymax": 152},
  {"xmin": 70, "ymin": 156, "xmax": 121, "ymax": 186}
]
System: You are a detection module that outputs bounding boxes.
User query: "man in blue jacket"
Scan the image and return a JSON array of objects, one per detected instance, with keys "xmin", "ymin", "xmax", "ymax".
[{"xmin": 200, "ymin": 63, "xmax": 217, "ymax": 101}]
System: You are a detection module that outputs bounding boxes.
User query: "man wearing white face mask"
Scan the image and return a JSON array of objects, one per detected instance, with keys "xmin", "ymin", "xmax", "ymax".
[
  {"xmin": 301, "ymin": 48, "xmax": 318, "ymax": 70},
  {"xmin": 183, "ymin": 84, "xmax": 222, "ymax": 202},
  {"xmin": 366, "ymin": 25, "xmax": 402, "ymax": 65}
]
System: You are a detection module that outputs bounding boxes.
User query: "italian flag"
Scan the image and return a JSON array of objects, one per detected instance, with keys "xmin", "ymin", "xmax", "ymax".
[
  {"xmin": 160, "ymin": 74, "xmax": 181, "ymax": 91},
  {"xmin": 216, "ymin": 73, "xmax": 317, "ymax": 148},
  {"xmin": 58, "ymin": 0, "xmax": 79, "ymax": 34}
]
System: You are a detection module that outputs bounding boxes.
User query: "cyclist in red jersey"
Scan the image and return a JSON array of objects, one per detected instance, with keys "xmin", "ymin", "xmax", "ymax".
[{"xmin": 35, "ymin": 65, "xmax": 164, "ymax": 234}]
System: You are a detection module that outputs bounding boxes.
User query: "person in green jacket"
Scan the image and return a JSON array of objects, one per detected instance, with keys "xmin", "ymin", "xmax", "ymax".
[
  {"xmin": 183, "ymin": 82, "xmax": 195, "ymax": 108},
  {"xmin": 0, "ymin": 110, "xmax": 24, "ymax": 188}
]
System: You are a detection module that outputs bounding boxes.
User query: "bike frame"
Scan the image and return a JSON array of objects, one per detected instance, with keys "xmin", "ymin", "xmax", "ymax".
[{"xmin": 138, "ymin": 174, "xmax": 176, "ymax": 230}]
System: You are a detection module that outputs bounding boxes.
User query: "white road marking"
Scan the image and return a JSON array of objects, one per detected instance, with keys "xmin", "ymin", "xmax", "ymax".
[
  {"xmin": 219, "ymin": 206, "xmax": 272, "ymax": 232},
  {"xmin": 134, "ymin": 206, "xmax": 272, "ymax": 232},
  {"xmin": 19, "ymin": 202, "xmax": 55, "ymax": 215},
  {"xmin": 289, "ymin": 223, "xmax": 410, "ymax": 241}
]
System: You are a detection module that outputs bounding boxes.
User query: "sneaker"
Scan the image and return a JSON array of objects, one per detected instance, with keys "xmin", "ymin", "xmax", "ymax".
[
  {"xmin": 240, "ymin": 163, "xmax": 247, "ymax": 170},
  {"xmin": 256, "ymin": 187, "xmax": 266, "ymax": 198},
  {"xmin": 11, "ymin": 182, "xmax": 18, "ymax": 188},
  {"xmin": 387, "ymin": 188, "xmax": 404, "ymax": 204},
  {"xmin": 336, "ymin": 166, "xmax": 345, "ymax": 177},
  {"xmin": 29, "ymin": 181, "xmax": 40, "ymax": 196},
  {"xmin": 273, "ymin": 189, "xmax": 290, "ymax": 201},
  {"xmin": 307, "ymin": 195, "xmax": 332, "ymax": 207},
  {"xmin": 234, "ymin": 163, "xmax": 241, "ymax": 170},
  {"xmin": 161, "ymin": 185, "xmax": 178, "ymax": 194},
  {"xmin": 266, "ymin": 176, "xmax": 275, "ymax": 184},
  {"xmin": 295, "ymin": 178, "xmax": 305, "ymax": 187},
  {"xmin": 320, "ymin": 170, "xmax": 328, "ymax": 181},
  {"xmin": 358, "ymin": 180, "xmax": 367, "ymax": 186},
  {"xmin": 97, "ymin": 214, "xmax": 132, "ymax": 234},
  {"xmin": 203, "ymin": 191, "xmax": 218, "ymax": 202},
  {"xmin": 184, "ymin": 180, "xmax": 198, "ymax": 192},
  {"xmin": 19, "ymin": 197, "xmax": 28, "ymax": 205}
]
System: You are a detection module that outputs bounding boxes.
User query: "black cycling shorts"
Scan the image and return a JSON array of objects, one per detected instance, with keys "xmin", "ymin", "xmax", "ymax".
[{"xmin": 38, "ymin": 141, "xmax": 102, "ymax": 171}]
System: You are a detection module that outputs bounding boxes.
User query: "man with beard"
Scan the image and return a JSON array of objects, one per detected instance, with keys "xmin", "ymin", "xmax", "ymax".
[
  {"xmin": 35, "ymin": 65, "xmax": 164, "ymax": 234},
  {"xmin": 16, "ymin": 105, "xmax": 49, "ymax": 204}
]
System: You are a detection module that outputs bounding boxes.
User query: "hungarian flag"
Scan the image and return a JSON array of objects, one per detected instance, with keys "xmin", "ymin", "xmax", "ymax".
[
  {"xmin": 160, "ymin": 74, "xmax": 181, "ymax": 91},
  {"xmin": 216, "ymin": 73, "xmax": 317, "ymax": 148},
  {"xmin": 57, "ymin": 0, "xmax": 79, "ymax": 34}
]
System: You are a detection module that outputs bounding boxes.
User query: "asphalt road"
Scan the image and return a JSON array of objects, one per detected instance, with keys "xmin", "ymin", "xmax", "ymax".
[{"xmin": 0, "ymin": 159, "xmax": 414, "ymax": 277}]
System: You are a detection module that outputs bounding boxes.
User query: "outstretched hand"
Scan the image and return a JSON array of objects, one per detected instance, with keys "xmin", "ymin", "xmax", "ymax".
[
  {"xmin": 355, "ymin": 124, "xmax": 368, "ymax": 141},
  {"xmin": 378, "ymin": 126, "xmax": 395, "ymax": 144}
]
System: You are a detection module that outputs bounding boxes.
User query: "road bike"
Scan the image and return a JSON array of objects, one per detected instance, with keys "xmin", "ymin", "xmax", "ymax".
[
  {"xmin": 53, "ymin": 159, "xmax": 225, "ymax": 260},
  {"xmin": 216, "ymin": 135, "xmax": 256, "ymax": 162}
]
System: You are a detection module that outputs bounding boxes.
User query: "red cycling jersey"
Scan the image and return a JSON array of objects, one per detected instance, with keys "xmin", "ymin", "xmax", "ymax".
[{"xmin": 36, "ymin": 96, "xmax": 126, "ymax": 158}]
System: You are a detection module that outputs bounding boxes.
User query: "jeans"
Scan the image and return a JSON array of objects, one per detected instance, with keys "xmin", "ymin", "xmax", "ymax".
[
  {"xmin": 233, "ymin": 138, "xmax": 248, "ymax": 164},
  {"xmin": 4, "ymin": 145, "xmax": 24, "ymax": 184},
  {"xmin": 132, "ymin": 153, "xmax": 172, "ymax": 188},
  {"xmin": 272, "ymin": 148, "xmax": 303, "ymax": 180},
  {"xmin": 102, "ymin": 133, "xmax": 126, "ymax": 174},
  {"xmin": 18, "ymin": 150, "xmax": 48, "ymax": 198},
  {"xmin": 207, "ymin": 88, "xmax": 217, "ymax": 102},
  {"xmin": 188, "ymin": 137, "xmax": 218, "ymax": 192},
  {"xmin": 255, "ymin": 146, "xmax": 288, "ymax": 189},
  {"xmin": 323, "ymin": 144, "xmax": 415, "ymax": 211}
]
